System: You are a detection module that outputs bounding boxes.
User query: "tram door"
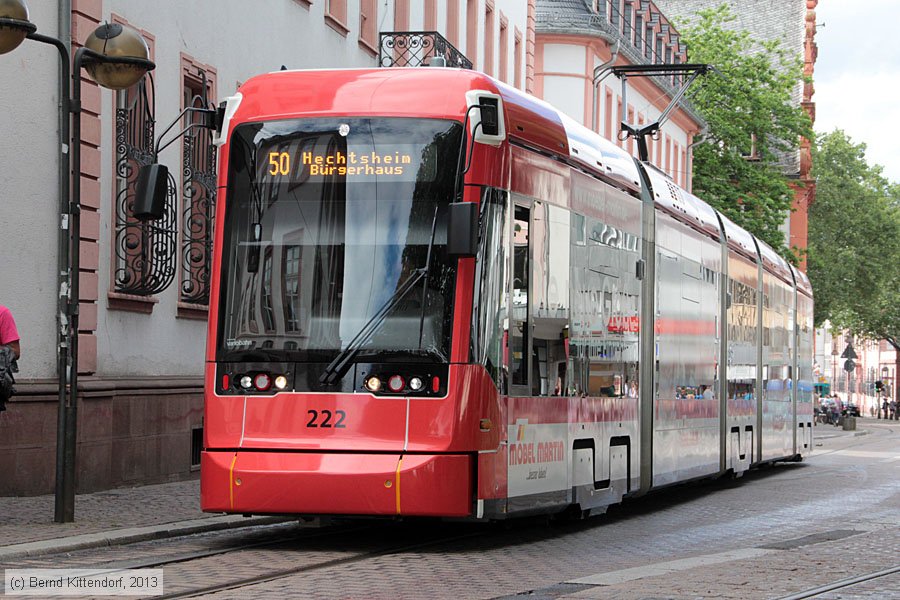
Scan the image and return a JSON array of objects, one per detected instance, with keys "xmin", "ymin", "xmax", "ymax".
[{"xmin": 509, "ymin": 203, "xmax": 531, "ymax": 395}]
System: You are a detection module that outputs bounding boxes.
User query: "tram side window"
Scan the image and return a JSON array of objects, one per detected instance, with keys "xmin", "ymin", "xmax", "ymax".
[
  {"xmin": 531, "ymin": 204, "xmax": 570, "ymax": 397},
  {"xmin": 510, "ymin": 205, "xmax": 530, "ymax": 388},
  {"xmin": 471, "ymin": 189, "xmax": 508, "ymax": 387}
]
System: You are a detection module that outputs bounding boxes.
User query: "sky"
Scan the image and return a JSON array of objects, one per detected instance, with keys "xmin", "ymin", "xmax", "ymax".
[{"xmin": 814, "ymin": 0, "xmax": 900, "ymax": 183}]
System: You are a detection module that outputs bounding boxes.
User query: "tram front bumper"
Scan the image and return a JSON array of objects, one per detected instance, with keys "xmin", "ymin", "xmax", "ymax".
[{"xmin": 201, "ymin": 450, "xmax": 473, "ymax": 517}]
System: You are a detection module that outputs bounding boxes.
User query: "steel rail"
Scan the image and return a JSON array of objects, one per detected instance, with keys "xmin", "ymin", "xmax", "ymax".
[
  {"xmin": 155, "ymin": 529, "xmax": 488, "ymax": 599},
  {"xmin": 775, "ymin": 564, "xmax": 900, "ymax": 600},
  {"xmin": 69, "ymin": 522, "xmax": 366, "ymax": 573}
]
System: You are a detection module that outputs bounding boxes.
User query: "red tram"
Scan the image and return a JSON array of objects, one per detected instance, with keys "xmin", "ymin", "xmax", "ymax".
[{"xmin": 200, "ymin": 68, "xmax": 814, "ymax": 519}]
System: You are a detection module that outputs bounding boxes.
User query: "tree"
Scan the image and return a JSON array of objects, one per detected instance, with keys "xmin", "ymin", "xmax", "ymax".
[
  {"xmin": 676, "ymin": 5, "xmax": 812, "ymax": 259},
  {"xmin": 808, "ymin": 130, "xmax": 900, "ymax": 352}
]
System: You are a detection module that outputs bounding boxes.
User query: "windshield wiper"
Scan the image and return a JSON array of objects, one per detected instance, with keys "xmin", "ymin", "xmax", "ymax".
[
  {"xmin": 417, "ymin": 206, "xmax": 440, "ymax": 350},
  {"xmin": 319, "ymin": 268, "xmax": 427, "ymax": 385}
]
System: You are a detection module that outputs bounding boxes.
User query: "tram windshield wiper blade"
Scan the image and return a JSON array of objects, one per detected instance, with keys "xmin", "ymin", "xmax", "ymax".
[{"xmin": 319, "ymin": 268, "xmax": 428, "ymax": 385}]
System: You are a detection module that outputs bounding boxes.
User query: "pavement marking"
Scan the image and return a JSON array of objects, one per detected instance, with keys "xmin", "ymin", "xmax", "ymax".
[
  {"xmin": 831, "ymin": 450, "xmax": 899, "ymax": 460},
  {"xmin": 567, "ymin": 547, "xmax": 773, "ymax": 586},
  {"xmin": 758, "ymin": 529, "xmax": 863, "ymax": 550}
]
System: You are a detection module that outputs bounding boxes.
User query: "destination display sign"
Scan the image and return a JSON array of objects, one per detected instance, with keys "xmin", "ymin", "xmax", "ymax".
[{"xmin": 257, "ymin": 141, "xmax": 435, "ymax": 184}]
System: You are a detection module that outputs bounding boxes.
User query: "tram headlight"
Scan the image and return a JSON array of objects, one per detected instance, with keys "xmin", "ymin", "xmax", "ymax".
[
  {"xmin": 365, "ymin": 376, "xmax": 382, "ymax": 393},
  {"xmin": 253, "ymin": 373, "xmax": 272, "ymax": 391},
  {"xmin": 388, "ymin": 375, "xmax": 405, "ymax": 393},
  {"xmin": 274, "ymin": 375, "xmax": 288, "ymax": 390},
  {"xmin": 409, "ymin": 376, "xmax": 424, "ymax": 391},
  {"xmin": 239, "ymin": 375, "xmax": 253, "ymax": 390}
]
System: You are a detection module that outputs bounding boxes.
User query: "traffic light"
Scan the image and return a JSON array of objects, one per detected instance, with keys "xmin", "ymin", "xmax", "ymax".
[{"xmin": 875, "ymin": 380, "xmax": 884, "ymax": 392}]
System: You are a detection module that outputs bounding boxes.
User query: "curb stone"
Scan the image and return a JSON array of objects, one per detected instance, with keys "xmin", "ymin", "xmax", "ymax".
[{"xmin": 0, "ymin": 515, "xmax": 290, "ymax": 562}]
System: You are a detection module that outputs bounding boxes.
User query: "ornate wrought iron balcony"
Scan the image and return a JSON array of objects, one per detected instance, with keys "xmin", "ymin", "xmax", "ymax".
[{"xmin": 379, "ymin": 31, "xmax": 472, "ymax": 69}]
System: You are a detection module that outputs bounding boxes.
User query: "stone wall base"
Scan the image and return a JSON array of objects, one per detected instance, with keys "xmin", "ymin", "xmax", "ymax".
[{"xmin": 0, "ymin": 377, "xmax": 203, "ymax": 496}]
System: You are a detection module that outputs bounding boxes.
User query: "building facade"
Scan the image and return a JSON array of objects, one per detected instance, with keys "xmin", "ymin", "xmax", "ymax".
[
  {"xmin": 0, "ymin": 0, "xmax": 529, "ymax": 495},
  {"xmin": 534, "ymin": 0, "xmax": 706, "ymax": 190},
  {"xmin": 818, "ymin": 326, "xmax": 898, "ymax": 417}
]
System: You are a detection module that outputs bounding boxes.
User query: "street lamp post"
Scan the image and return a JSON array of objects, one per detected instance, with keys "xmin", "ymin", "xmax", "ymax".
[{"xmin": 0, "ymin": 0, "xmax": 154, "ymax": 522}]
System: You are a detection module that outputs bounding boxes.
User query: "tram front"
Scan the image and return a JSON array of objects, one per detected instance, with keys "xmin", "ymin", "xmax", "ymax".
[{"xmin": 201, "ymin": 114, "xmax": 482, "ymax": 517}]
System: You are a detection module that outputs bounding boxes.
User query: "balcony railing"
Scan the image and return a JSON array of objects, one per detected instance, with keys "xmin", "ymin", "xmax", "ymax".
[{"xmin": 379, "ymin": 31, "xmax": 473, "ymax": 69}]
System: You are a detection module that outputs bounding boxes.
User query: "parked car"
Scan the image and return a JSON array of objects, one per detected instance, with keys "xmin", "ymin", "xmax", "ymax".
[{"xmin": 843, "ymin": 403, "xmax": 860, "ymax": 417}]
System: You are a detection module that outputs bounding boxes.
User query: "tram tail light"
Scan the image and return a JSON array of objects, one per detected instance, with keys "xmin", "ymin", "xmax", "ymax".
[
  {"xmin": 253, "ymin": 373, "xmax": 272, "ymax": 391},
  {"xmin": 388, "ymin": 375, "xmax": 405, "ymax": 393},
  {"xmin": 225, "ymin": 371, "xmax": 289, "ymax": 393},
  {"xmin": 365, "ymin": 376, "xmax": 382, "ymax": 393},
  {"xmin": 361, "ymin": 372, "xmax": 443, "ymax": 395}
]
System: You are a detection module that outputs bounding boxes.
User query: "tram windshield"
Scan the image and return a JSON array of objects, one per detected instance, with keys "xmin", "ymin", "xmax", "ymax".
[{"xmin": 217, "ymin": 117, "xmax": 462, "ymax": 364}]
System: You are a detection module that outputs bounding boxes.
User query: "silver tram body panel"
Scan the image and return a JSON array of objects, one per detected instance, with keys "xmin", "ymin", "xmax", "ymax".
[
  {"xmin": 756, "ymin": 241, "xmax": 796, "ymax": 462},
  {"xmin": 644, "ymin": 168, "xmax": 723, "ymax": 486},
  {"xmin": 637, "ymin": 163, "xmax": 809, "ymax": 489},
  {"xmin": 487, "ymin": 99, "xmax": 812, "ymax": 516},
  {"xmin": 718, "ymin": 213, "xmax": 759, "ymax": 472},
  {"xmin": 792, "ymin": 266, "xmax": 815, "ymax": 455}
]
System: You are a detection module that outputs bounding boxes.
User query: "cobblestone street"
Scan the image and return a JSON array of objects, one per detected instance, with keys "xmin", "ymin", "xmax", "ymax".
[{"xmin": 1, "ymin": 421, "xmax": 897, "ymax": 599}]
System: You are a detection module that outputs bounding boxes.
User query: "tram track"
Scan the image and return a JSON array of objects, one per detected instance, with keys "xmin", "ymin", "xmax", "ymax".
[
  {"xmin": 153, "ymin": 528, "xmax": 489, "ymax": 599},
  {"xmin": 775, "ymin": 564, "xmax": 900, "ymax": 599},
  {"xmin": 73, "ymin": 521, "xmax": 380, "ymax": 573},
  {"xmin": 32, "ymin": 518, "xmax": 491, "ymax": 599}
]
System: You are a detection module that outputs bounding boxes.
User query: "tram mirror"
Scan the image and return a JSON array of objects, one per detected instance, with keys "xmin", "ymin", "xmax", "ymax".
[
  {"xmin": 478, "ymin": 98, "xmax": 500, "ymax": 137},
  {"xmin": 133, "ymin": 164, "xmax": 168, "ymax": 222},
  {"xmin": 214, "ymin": 101, "xmax": 227, "ymax": 134},
  {"xmin": 447, "ymin": 202, "xmax": 478, "ymax": 258},
  {"xmin": 247, "ymin": 223, "xmax": 262, "ymax": 273}
]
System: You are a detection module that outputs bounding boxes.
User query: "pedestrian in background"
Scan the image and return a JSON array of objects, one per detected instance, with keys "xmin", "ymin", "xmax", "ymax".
[
  {"xmin": 0, "ymin": 304, "xmax": 20, "ymax": 413},
  {"xmin": 831, "ymin": 394, "xmax": 842, "ymax": 426},
  {"xmin": 0, "ymin": 304, "xmax": 20, "ymax": 359}
]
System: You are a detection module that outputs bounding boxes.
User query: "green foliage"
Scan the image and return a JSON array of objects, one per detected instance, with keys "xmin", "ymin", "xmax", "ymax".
[
  {"xmin": 676, "ymin": 5, "xmax": 812, "ymax": 259},
  {"xmin": 808, "ymin": 130, "xmax": 900, "ymax": 347}
]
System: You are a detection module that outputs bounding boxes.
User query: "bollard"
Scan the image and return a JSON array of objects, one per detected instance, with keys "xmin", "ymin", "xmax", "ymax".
[{"xmin": 842, "ymin": 416, "xmax": 857, "ymax": 431}]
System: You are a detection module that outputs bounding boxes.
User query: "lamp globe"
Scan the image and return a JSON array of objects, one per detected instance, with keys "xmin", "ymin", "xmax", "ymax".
[
  {"xmin": 84, "ymin": 22, "xmax": 152, "ymax": 90},
  {"xmin": 0, "ymin": 0, "xmax": 36, "ymax": 55}
]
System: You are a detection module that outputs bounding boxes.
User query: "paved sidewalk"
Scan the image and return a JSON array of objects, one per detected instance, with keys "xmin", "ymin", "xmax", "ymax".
[
  {"xmin": 0, "ymin": 478, "xmax": 278, "ymax": 561},
  {"xmin": 812, "ymin": 415, "xmax": 883, "ymax": 440}
]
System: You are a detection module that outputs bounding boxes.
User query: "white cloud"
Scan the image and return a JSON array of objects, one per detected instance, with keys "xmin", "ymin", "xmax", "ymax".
[
  {"xmin": 815, "ymin": 70, "xmax": 900, "ymax": 182},
  {"xmin": 814, "ymin": 0, "xmax": 900, "ymax": 183}
]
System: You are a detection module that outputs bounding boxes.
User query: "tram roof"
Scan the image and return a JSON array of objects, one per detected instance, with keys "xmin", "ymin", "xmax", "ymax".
[
  {"xmin": 642, "ymin": 163, "xmax": 721, "ymax": 240},
  {"xmin": 716, "ymin": 210, "xmax": 759, "ymax": 263},
  {"xmin": 235, "ymin": 67, "xmax": 641, "ymax": 191},
  {"xmin": 790, "ymin": 264, "xmax": 813, "ymax": 297},
  {"xmin": 756, "ymin": 238, "xmax": 794, "ymax": 286}
]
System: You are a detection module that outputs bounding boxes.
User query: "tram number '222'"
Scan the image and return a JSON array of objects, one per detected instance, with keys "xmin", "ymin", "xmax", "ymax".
[{"xmin": 306, "ymin": 409, "xmax": 347, "ymax": 428}]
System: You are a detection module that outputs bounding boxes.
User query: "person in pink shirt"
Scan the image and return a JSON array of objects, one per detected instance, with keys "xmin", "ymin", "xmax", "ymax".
[{"xmin": 0, "ymin": 305, "xmax": 20, "ymax": 359}]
